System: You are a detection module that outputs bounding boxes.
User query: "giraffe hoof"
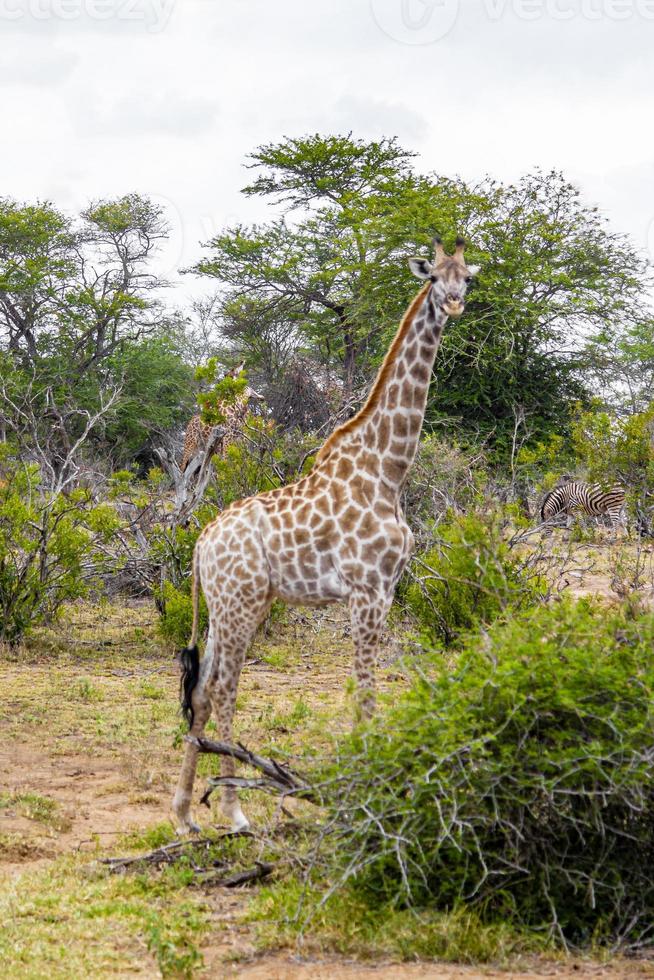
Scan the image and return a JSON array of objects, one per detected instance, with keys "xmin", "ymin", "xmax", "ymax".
[
  {"xmin": 226, "ymin": 805, "xmax": 250, "ymax": 833},
  {"xmin": 173, "ymin": 815, "xmax": 201, "ymax": 836},
  {"xmin": 176, "ymin": 821, "xmax": 201, "ymax": 836}
]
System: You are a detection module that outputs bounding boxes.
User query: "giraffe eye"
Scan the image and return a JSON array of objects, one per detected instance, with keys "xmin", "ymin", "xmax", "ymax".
[{"xmin": 464, "ymin": 276, "xmax": 472, "ymax": 285}]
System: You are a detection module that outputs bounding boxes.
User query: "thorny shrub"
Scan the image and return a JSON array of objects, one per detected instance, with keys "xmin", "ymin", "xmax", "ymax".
[
  {"xmin": 571, "ymin": 403, "xmax": 654, "ymax": 533},
  {"xmin": 403, "ymin": 435, "xmax": 486, "ymax": 550},
  {"xmin": 308, "ymin": 599, "xmax": 654, "ymax": 951}
]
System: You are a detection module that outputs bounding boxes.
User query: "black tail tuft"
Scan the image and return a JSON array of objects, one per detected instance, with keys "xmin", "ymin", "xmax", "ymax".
[{"xmin": 179, "ymin": 644, "xmax": 200, "ymax": 729}]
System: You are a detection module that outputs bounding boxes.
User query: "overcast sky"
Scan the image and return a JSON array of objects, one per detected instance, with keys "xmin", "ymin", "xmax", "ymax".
[{"xmin": 2, "ymin": 0, "xmax": 653, "ymax": 301}]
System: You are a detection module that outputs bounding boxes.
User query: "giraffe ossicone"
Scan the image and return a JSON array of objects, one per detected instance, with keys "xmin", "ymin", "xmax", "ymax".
[{"xmin": 172, "ymin": 238, "xmax": 479, "ymax": 834}]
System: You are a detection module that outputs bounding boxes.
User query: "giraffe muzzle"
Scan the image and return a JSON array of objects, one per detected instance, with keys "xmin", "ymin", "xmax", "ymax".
[{"xmin": 442, "ymin": 297, "xmax": 465, "ymax": 318}]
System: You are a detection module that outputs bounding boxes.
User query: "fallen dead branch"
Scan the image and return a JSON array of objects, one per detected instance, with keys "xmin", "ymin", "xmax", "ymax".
[
  {"xmin": 195, "ymin": 861, "xmax": 274, "ymax": 889},
  {"xmin": 102, "ymin": 742, "xmax": 319, "ymax": 890},
  {"xmin": 186, "ymin": 736, "xmax": 318, "ymax": 806},
  {"xmin": 102, "ymin": 836, "xmax": 225, "ymax": 873},
  {"xmin": 102, "ymin": 832, "xmax": 274, "ymax": 890}
]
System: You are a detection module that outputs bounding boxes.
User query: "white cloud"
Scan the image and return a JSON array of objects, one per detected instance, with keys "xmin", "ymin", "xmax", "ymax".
[
  {"xmin": 70, "ymin": 90, "xmax": 220, "ymax": 138},
  {"xmin": 0, "ymin": 44, "xmax": 78, "ymax": 85},
  {"xmin": 0, "ymin": 0, "xmax": 652, "ymax": 304},
  {"xmin": 332, "ymin": 94, "xmax": 428, "ymax": 142}
]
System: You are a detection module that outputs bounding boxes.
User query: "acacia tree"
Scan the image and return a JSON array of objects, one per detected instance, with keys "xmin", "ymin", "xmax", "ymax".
[
  {"xmin": 0, "ymin": 201, "xmax": 75, "ymax": 363},
  {"xmin": 427, "ymin": 171, "xmax": 652, "ymax": 452},
  {"xmin": 192, "ymin": 135, "xmax": 425, "ymax": 398},
  {"xmin": 0, "ymin": 194, "xmax": 194, "ymax": 470},
  {"xmin": 191, "ymin": 135, "xmax": 652, "ymax": 451},
  {"xmin": 0, "ymin": 194, "xmax": 167, "ymax": 368}
]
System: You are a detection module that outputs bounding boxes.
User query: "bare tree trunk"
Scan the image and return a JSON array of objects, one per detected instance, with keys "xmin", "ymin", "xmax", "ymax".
[{"xmin": 154, "ymin": 424, "xmax": 225, "ymax": 526}]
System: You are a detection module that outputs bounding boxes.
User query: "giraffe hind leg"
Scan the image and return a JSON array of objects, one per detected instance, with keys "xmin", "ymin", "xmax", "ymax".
[
  {"xmin": 172, "ymin": 630, "xmax": 215, "ymax": 833},
  {"xmin": 172, "ymin": 528, "xmax": 272, "ymax": 832}
]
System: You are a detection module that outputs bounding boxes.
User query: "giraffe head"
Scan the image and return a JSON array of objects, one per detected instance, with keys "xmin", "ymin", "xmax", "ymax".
[
  {"xmin": 225, "ymin": 361, "xmax": 265, "ymax": 402},
  {"xmin": 408, "ymin": 236, "xmax": 479, "ymax": 319}
]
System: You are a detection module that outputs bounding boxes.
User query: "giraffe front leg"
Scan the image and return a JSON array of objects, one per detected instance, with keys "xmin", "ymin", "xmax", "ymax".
[
  {"xmin": 211, "ymin": 669, "xmax": 251, "ymax": 833},
  {"xmin": 349, "ymin": 589, "xmax": 394, "ymax": 722}
]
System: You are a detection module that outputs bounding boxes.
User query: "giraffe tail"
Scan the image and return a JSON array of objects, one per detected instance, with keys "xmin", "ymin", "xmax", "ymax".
[{"xmin": 179, "ymin": 543, "xmax": 201, "ymax": 729}]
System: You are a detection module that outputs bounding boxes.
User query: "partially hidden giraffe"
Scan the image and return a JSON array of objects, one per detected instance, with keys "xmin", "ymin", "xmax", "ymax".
[
  {"xmin": 172, "ymin": 238, "xmax": 480, "ymax": 833},
  {"xmin": 180, "ymin": 362, "xmax": 264, "ymax": 473}
]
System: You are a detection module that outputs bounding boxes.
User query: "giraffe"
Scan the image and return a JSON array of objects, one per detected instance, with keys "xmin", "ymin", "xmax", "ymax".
[
  {"xmin": 172, "ymin": 237, "xmax": 479, "ymax": 833},
  {"xmin": 180, "ymin": 362, "xmax": 264, "ymax": 473}
]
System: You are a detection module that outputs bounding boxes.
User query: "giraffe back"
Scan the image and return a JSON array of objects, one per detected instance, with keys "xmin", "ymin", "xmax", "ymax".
[{"xmin": 180, "ymin": 415, "xmax": 212, "ymax": 472}]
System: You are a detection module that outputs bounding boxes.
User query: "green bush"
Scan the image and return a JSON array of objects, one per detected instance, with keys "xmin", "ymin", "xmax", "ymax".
[
  {"xmin": 570, "ymin": 403, "xmax": 654, "ymax": 530},
  {"xmin": 149, "ymin": 507, "xmax": 215, "ymax": 594},
  {"xmin": 103, "ymin": 334, "xmax": 195, "ymax": 466},
  {"xmin": 212, "ymin": 419, "xmax": 318, "ymax": 510},
  {"xmin": 0, "ymin": 455, "xmax": 121, "ymax": 645},
  {"xmin": 313, "ymin": 600, "xmax": 654, "ymax": 950},
  {"xmin": 212, "ymin": 421, "xmax": 282, "ymax": 509},
  {"xmin": 150, "ymin": 509, "xmax": 215, "ymax": 647},
  {"xmin": 571, "ymin": 401, "xmax": 654, "ymax": 490},
  {"xmin": 403, "ymin": 509, "xmax": 543, "ymax": 645},
  {"xmin": 157, "ymin": 580, "xmax": 208, "ymax": 648}
]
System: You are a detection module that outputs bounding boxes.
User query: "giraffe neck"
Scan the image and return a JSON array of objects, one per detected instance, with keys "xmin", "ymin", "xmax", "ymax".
[{"xmin": 316, "ymin": 283, "xmax": 447, "ymax": 495}]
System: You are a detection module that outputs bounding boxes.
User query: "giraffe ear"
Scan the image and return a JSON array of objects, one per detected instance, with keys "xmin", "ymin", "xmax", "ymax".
[
  {"xmin": 408, "ymin": 257, "xmax": 433, "ymax": 280},
  {"xmin": 467, "ymin": 264, "xmax": 480, "ymax": 277}
]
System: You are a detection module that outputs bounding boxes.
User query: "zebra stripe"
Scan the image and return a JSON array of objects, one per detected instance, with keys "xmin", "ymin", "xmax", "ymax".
[{"xmin": 540, "ymin": 482, "xmax": 626, "ymax": 526}]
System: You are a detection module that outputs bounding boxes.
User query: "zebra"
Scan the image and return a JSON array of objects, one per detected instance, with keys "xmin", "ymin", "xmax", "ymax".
[{"xmin": 540, "ymin": 482, "xmax": 626, "ymax": 529}]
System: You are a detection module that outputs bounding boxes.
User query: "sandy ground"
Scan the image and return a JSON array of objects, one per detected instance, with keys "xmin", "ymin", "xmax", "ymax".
[{"xmin": 230, "ymin": 958, "xmax": 653, "ymax": 979}]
